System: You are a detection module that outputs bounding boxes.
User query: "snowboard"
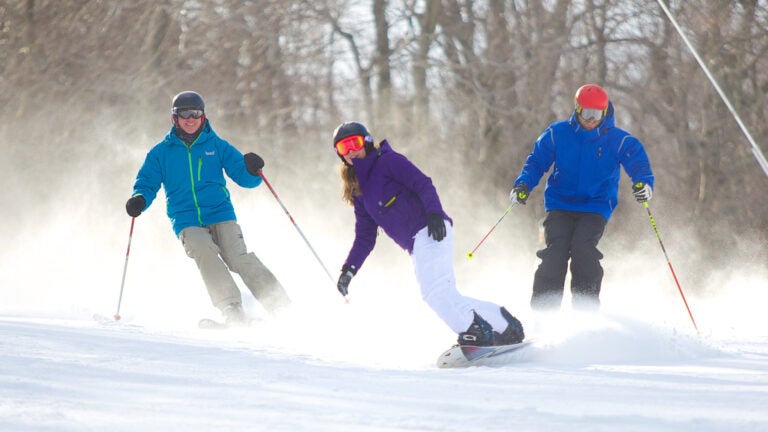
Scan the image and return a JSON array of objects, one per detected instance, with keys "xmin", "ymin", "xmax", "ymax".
[{"xmin": 437, "ymin": 340, "xmax": 534, "ymax": 368}]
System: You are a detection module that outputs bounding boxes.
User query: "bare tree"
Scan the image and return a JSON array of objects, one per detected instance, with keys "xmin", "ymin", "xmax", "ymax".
[{"xmin": 1, "ymin": 0, "xmax": 766, "ymax": 270}]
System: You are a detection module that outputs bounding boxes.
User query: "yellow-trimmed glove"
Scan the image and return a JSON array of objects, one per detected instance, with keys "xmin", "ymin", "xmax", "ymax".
[
  {"xmin": 510, "ymin": 183, "xmax": 529, "ymax": 204},
  {"xmin": 632, "ymin": 182, "xmax": 653, "ymax": 202}
]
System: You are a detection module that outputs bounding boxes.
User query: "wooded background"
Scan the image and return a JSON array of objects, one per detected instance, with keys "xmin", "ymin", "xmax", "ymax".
[{"xmin": 2, "ymin": 0, "xmax": 766, "ymax": 288}]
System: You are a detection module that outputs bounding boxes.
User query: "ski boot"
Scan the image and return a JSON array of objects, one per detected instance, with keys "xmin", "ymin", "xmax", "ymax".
[
  {"xmin": 493, "ymin": 306, "xmax": 525, "ymax": 345},
  {"xmin": 458, "ymin": 311, "xmax": 494, "ymax": 346},
  {"xmin": 222, "ymin": 302, "xmax": 247, "ymax": 326}
]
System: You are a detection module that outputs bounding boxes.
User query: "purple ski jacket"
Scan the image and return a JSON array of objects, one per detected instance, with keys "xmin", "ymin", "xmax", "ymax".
[{"xmin": 343, "ymin": 140, "xmax": 451, "ymax": 271}]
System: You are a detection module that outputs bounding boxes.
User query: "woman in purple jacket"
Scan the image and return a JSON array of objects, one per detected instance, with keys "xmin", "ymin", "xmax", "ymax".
[{"xmin": 333, "ymin": 122, "xmax": 524, "ymax": 347}]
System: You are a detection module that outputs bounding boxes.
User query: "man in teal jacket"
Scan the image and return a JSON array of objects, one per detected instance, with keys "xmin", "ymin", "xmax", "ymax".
[
  {"xmin": 511, "ymin": 84, "xmax": 654, "ymax": 311},
  {"xmin": 126, "ymin": 91, "xmax": 290, "ymax": 325}
]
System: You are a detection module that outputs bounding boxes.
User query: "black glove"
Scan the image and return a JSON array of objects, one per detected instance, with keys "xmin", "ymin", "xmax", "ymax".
[
  {"xmin": 125, "ymin": 195, "xmax": 146, "ymax": 217},
  {"xmin": 427, "ymin": 213, "xmax": 446, "ymax": 241},
  {"xmin": 337, "ymin": 265, "xmax": 356, "ymax": 296},
  {"xmin": 632, "ymin": 182, "xmax": 653, "ymax": 203},
  {"xmin": 244, "ymin": 152, "xmax": 265, "ymax": 176},
  {"xmin": 510, "ymin": 183, "xmax": 529, "ymax": 204}
]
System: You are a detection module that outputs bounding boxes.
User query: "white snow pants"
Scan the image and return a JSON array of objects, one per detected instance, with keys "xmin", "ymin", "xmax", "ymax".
[{"xmin": 411, "ymin": 222, "xmax": 509, "ymax": 334}]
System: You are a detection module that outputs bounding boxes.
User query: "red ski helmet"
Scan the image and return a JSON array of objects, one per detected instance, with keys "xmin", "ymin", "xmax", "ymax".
[{"xmin": 574, "ymin": 84, "xmax": 609, "ymax": 111}]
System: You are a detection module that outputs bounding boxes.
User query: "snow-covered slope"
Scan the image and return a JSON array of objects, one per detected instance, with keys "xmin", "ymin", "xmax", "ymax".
[
  {"xmin": 2, "ymin": 164, "xmax": 766, "ymax": 431},
  {"xmin": 2, "ymin": 304, "xmax": 766, "ymax": 432}
]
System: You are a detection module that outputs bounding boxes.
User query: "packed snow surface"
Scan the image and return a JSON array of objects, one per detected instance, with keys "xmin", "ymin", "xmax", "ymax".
[{"xmin": 2, "ymin": 294, "xmax": 766, "ymax": 431}]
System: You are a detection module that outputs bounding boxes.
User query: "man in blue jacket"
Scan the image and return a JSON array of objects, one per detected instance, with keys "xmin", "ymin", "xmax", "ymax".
[
  {"xmin": 511, "ymin": 84, "xmax": 654, "ymax": 311},
  {"xmin": 126, "ymin": 91, "xmax": 290, "ymax": 325}
]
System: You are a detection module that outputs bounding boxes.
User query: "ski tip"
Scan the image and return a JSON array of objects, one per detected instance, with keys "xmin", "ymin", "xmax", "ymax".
[
  {"xmin": 198, "ymin": 318, "xmax": 228, "ymax": 330},
  {"xmin": 198, "ymin": 317, "xmax": 264, "ymax": 330},
  {"xmin": 93, "ymin": 313, "xmax": 124, "ymax": 327}
]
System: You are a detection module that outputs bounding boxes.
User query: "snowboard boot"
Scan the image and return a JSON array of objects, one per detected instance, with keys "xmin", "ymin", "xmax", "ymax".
[
  {"xmin": 493, "ymin": 306, "xmax": 525, "ymax": 345},
  {"xmin": 458, "ymin": 311, "xmax": 494, "ymax": 346},
  {"xmin": 222, "ymin": 302, "xmax": 247, "ymax": 326}
]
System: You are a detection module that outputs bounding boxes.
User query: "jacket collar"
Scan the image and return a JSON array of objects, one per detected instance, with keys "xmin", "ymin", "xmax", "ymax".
[
  {"xmin": 352, "ymin": 140, "xmax": 390, "ymax": 170},
  {"xmin": 168, "ymin": 119, "xmax": 212, "ymax": 146}
]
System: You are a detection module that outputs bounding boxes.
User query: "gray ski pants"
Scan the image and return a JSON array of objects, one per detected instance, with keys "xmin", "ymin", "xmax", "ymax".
[{"xmin": 179, "ymin": 221, "xmax": 291, "ymax": 313}]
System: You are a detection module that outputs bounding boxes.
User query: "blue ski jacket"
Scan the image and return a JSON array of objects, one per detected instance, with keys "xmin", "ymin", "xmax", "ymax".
[
  {"xmin": 344, "ymin": 140, "xmax": 451, "ymax": 270},
  {"xmin": 514, "ymin": 103, "xmax": 654, "ymax": 221},
  {"xmin": 131, "ymin": 120, "xmax": 262, "ymax": 236}
]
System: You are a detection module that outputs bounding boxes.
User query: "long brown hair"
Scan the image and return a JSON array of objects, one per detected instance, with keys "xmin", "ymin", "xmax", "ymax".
[
  {"xmin": 339, "ymin": 141, "xmax": 380, "ymax": 205},
  {"xmin": 340, "ymin": 163, "xmax": 360, "ymax": 205}
]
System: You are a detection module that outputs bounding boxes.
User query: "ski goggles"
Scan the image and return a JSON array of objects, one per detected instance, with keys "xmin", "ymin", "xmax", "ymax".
[
  {"xmin": 335, "ymin": 134, "xmax": 366, "ymax": 156},
  {"xmin": 173, "ymin": 108, "xmax": 204, "ymax": 119},
  {"xmin": 576, "ymin": 106, "xmax": 606, "ymax": 121}
]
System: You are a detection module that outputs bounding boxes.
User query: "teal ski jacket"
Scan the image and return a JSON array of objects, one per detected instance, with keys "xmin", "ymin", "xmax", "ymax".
[
  {"xmin": 131, "ymin": 120, "xmax": 261, "ymax": 236},
  {"xmin": 514, "ymin": 103, "xmax": 654, "ymax": 221}
]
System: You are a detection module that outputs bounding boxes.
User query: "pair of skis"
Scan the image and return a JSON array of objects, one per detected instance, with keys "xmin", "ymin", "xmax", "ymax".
[
  {"xmin": 94, "ymin": 314, "xmax": 252, "ymax": 331},
  {"xmin": 197, "ymin": 317, "xmax": 261, "ymax": 330}
]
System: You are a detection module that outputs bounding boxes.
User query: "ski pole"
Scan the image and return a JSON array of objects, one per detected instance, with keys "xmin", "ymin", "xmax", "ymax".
[
  {"xmin": 640, "ymin": 199, "xmax": 698, "ymax": 331},
  {"xmin": 257, "ymin": 170, "xmax": 337, "ymax": 287},
  {"xmin": 467, "ymin": 201, "xmax": 518, "ymax": 259},
  {"xmin": 114, "ymin": 217, "xmax": 135, "ymax": 321}
]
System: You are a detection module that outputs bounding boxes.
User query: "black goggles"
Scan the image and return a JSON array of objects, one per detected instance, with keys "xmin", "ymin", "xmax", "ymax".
[{"xmin": 173, "ymin": 108, "xmax": 204, "ymax": 119}]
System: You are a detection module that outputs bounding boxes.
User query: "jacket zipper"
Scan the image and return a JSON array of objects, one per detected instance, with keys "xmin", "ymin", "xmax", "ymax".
[{"xmin": 185, "ymin": 138, "xmax": 204, "ymax": 226}]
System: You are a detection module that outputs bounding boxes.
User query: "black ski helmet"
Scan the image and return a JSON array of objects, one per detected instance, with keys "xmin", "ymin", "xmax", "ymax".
[
  {"xmin": 171, "ymin": 91, "xmax": 205, "ymax": 114},
  {"xmin": 332, "ymin": 121, "xmax": 374, "ymax": 156}
]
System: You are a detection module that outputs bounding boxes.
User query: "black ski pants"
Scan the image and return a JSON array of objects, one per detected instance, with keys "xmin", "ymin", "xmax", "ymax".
[{"xmin": 531, "ymin": 210, "xmax": 607, "ymax": 311}]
